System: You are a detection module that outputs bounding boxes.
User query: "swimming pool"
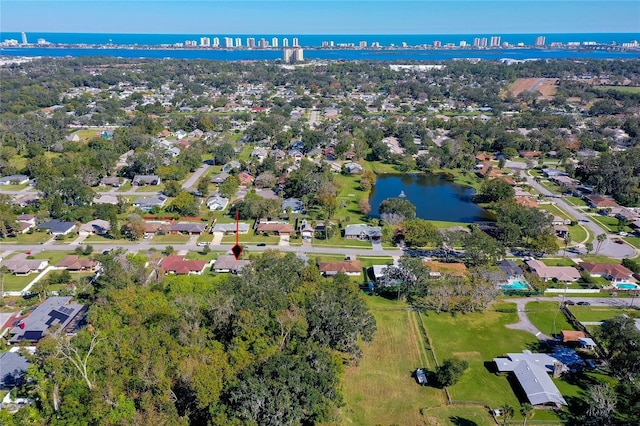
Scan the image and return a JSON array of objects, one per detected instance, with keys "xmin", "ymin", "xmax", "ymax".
[
  {"xmin": 501, "ymin": 279, "xmax": 531, "ymax": 290},
  {"xmin": 614, "ymin": 283, "xmax": 640, "ymax": 290}
]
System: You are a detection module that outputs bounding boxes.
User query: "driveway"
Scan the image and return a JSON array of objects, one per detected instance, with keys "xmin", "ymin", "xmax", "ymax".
[
  {"xmin": 506, "ymin": 298, "xmax": 553, "ymax": 341},
  {"xmin": 522, "ymin": 171, "xmax": 637, "ymax": 259},
  {"xmin": 181, "ymin": 163, "xmax": 211, "ymax": 191}
]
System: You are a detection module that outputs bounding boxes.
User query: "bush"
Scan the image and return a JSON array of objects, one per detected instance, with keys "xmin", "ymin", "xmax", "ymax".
[{"xmin": 435, "ymin": 358, "xmax": 469, "ymax": 387}]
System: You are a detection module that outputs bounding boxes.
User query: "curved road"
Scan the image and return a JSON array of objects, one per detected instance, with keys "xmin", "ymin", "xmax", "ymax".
[{"xmin": 522, "ymin": 171, "xmax": 637, "ymax": 259}]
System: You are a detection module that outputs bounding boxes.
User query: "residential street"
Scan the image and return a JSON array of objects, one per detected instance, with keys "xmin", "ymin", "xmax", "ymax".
[{"xmin": 522, "ymin": 171, "xmax": 638, "ymax": 259}]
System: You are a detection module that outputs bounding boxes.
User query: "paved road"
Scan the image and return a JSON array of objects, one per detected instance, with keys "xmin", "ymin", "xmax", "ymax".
[
  {"xmin": 181, "ymin": 163, "xmax": 211, "ymax": 191},
  {"xmin": 0, "ymin": 242, "xmax": 404, "ymax": 258},
  {"xmin": 522, "ymin": 171, "xmax": 637, "ymax": 259},
  {"xmin": 507, "ymin": 298, "xmax": 553, "ymax": 340},
  {"xmin": 309, "ymin": 109, "xmax": 320, "ymax": 128}
]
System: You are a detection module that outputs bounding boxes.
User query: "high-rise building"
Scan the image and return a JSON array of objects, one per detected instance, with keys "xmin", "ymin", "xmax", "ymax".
[
  {"xmin": 247, "ymin": 37, "xmax": 256, "ymax": 48},
  {"xmin": 292, "ymin": 37, "xmax": 299, "ymax": 47},
  {"xmin": 224, "ymin": 37, "xmax": 234, "ymax": 48},
  {"xmin": 21, "ymin": 32, "xmax": 28, "ymax": 45},
  {"xmin": 480, "ymin": 37, "xmax": 488, "ymax": 47},
  {"xmin": 359, "ymin": 41, "xmax": 367, "ymax": 48},
  {"xmin": 235, "ymin": 37, "xmax": 242, "ymax": 47},
  {"xmin": 213, "ymin": 37, "xmax": 220, "ymax": 47},
  {"xmin": 271, "ymin": 37, "xmax": 278, "ymax": 47},
  {"xmin": 283, "ymin": 47, "xmax": 304, "ymax": 63},
  {"xmin": 473, "ymin": 37, "xmax": 481, "ymax": 47},
  {"xmin": 282, "ymin": 38, "xmax": 289, "ymax": 47},
  {"xmin": 433, "ymin": 40, "xmax": 442, "ymax": 48},
  {"xmin": 460, "ymin": 40, "xmax": 467, "ymax": 47},
  {"xmin": 490, "ymin": 36, "xmax": 501, "ymax": 47},
  {"xmin": 259, "ymin": 38, "xmax": 268, "ymax": 48},
  {"xmin": 200, "ymin": 37, "xmax": 210, "ymax": 47},
  {"xmin": 535, "ymin": 36, "xmax": 546, "ymax": 47}
]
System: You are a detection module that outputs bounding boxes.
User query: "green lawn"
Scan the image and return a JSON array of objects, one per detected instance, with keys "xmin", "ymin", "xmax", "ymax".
[
  {"xmin": 541, "ymin": 258, "xmax": 577, "ymax": 267},
  {"xmin": 525, "ymin": 301, "xmax": 575, "ymax": 337},
  {"xmin": 569, "ymin": 306, "xmax": 640, "ymax": 323},
  {"xmin": 624, "ymin": 236, "xmax": 640, "ymax": 249},
  {"xmin": 579, "ymin": 255, "xmax": 622, "ymax": 264},
  {"xmin": 564, "ymin": 196, "xmax": 588, "ymax": 207},
  {"xmin": 31, "ymin": 250, "xmax": 72, "ymax": 266},
  {"xmin": 356, "ymin": 256, "xmax": 394, "ymax": 268},
  {"xmin": 568, "ymin": 224, "xmax": 589, "ymax": 244},
  {"xmin": 221, "ymin": 235, "xmax": 280, "ymax": 245},
  {"xmin": 312, "ymin": 233, "xmax": 372, "ymax": 248},
  {"xmin": 590, "ymin": 215, "xmax": 633, "ymax": 233},
  {"xmin": 2, "ymin": 273, "xmax": 35, "ymax": 292},
  {"xmin": 596, "ymin": 86, "xmax": 640, "ymax": 94},
  {"xmin": 540, "ymin": 203, "xmax": 574, "ymax": 221},
  {"xmin": 342, "ymin": 296, "xmax": 455, "ymax": 425},
  {"xmin": 84, "ymin": 235, "xmax": 134, "ymax": 244},
  {"xmin": 0, "ymin": 232, "xmax": 51, "ymax": 245},
  {"xmin": 134, "ymin": 184, "xmax": 165, "ymax": 193},
  {"xmin": 150, "ymin": 234, "xmax": 190, "ymax": 244},
  {"xmin": 428, "ymin": 220, "xmax": 470, "ymax": 229}
]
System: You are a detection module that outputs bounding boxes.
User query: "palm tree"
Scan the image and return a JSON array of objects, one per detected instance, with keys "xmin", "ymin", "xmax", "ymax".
[
  {"xmin": 563, "ymin": 233, "xmax": 572, "ymax": 257},
  {"xmin": 596, "ymin": 233, "xmax": 607, "ymax": 254},
  {"xmin": 499, "ymin": 404, "xmax": 514, "ymax": 426},
  {"xmin": 520, "ymin": 403, "xmax": 534, "ymax": 426}
]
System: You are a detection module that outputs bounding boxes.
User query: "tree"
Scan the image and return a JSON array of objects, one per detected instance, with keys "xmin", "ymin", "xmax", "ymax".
[
  {"xmin": 163, "ymin": 180, "xmax": 182, "ymax": 197},
  {"xmin": 197, "ymin": 176, "xmax": 209, "ymax": 197},
  {"xmin": 402, "ymin": 218, "xmax": 441, "ymax": 248},
  {"xmin": 520, "ymin": 403, "xmax": 534, "ymax": 426},
  {"xmin": 435, "ymin": 358, "xmax": 468, "ymax": 387},
  {"xmin": 168, "ymin": 192, "xmax": 199, "ymax": 216},
  {"xmin": 499, "ymin": 404, "xmax": 514, "ymax": 426},
  {"xmin": 379, "ymin": 198, "xmax": 416, "ymax": 221},
  {"xmin": 583, "ymin": 384, "xmax": 617, "ymax": 426},
  {"xmin": 463, "ymin": 226, "xmax": 505, "ymax": 267},
  {"xmin": 563, "ymin": 233, "xmax": 572, "ymax": 256},
  {"xmin": 219, "ymin": 174, "xmax": 240, "ymax": 198},
  {"xmin": 531, "ymin": 231, "xmax": 560, "ymax": 256},
  {"xmin": 585, "ymin": 241, "xmax": 594, "ymax": 254},
  {"xmin": 596, "ymin": 233, "xmax": 607, "ymax": 254},
  {"xmin": 357, "ymin": 198, "xmax": 371, "ymax": 215},
  {"xmin": 475, "ymin": 179, "xmax": 515, "ymax": 203}
]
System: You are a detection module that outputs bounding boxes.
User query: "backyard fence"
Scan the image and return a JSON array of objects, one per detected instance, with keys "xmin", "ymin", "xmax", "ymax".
[{"xmin": 561, "ymin": 307, "xmax": 607, "ymax": 359}]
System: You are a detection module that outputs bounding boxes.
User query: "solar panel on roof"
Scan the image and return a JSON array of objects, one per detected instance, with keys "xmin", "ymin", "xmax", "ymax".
[
  {"xmin": 47, "ymin": 310, "xmax": 69, "ymax": 326},
  {"xmin": 23, "ymin": 330, "xmax": 43, "ymax": 341}
]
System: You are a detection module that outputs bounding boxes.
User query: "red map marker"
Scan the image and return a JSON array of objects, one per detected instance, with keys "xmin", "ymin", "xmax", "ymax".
[{"xmin": 232, "ymin": 210, "xmax": 243, "ymax": 260}]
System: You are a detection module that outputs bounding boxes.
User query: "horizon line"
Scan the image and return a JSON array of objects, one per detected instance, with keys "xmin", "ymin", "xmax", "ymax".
[{"xmin": 4, "ymin": 31, "xmax": 640, "ymax": 36}]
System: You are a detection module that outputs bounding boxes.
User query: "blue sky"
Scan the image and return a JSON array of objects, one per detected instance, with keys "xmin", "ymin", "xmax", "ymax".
[{"xmin": 1, "ymin": 1, "xmax": 639, "ymax": 34}]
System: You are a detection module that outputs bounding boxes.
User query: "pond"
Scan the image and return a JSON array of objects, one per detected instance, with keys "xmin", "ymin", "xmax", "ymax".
[{"xmin": 368, "ymin": 174, "xmax": 494, "ymax": 223}]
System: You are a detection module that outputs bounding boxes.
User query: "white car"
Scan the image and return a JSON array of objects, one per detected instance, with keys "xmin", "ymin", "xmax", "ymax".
[{"xmin": 197, "ymin": 242, "xmax": 210, "ymax": 246}]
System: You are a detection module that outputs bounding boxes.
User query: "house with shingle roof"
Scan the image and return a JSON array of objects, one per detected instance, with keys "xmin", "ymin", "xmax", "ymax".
[
  {"xmin": 213, "ymin": 255, "xmax": 251, "ymax": 274},
  {"xmin": 132, "ymin": 175, "xmax": 161, "ymax": 186},
  {"xmin": 526, "ymin": 259, "xmax": 580, "ymax": 282},
  {"xmin": 38, "ymin": 219, "xmax": 76, "ymax": 236},
  {"xmin": 579, "ymin": 262, "xmax": 635, "ymax": 283},
  {"xmin": 170, "ymin": 222, "xmax": 207, "ymax": 235},
  {"xmin": 318, "ymin": 259, "xmax": 362, "ymax": 276},
  {"xmin": 159, "ymin": 255, "xmax": 207, "ymax": 275},
  {"xmin": 8, "ymin": 297, "xmax": 86, "ymax": 344},
  {"xmin": 56, "ymin": 255, "xmax": 98, "ymax": 272},
  {"xmin": 0, "ymin": 253, "xmax": 48, "ymax": 276}
]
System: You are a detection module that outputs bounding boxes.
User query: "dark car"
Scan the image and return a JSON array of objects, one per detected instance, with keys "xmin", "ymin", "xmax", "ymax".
[
  {"xmin": 565, "ymin": 300, "xmax": 575, "ymax": 306},
  {"xmin": 577, "ymin": 301, "xmax": 591, "ymax": 306},
  {"xmin": 256, "ymin": 243, "xmax": 266, "ymax": 247}
]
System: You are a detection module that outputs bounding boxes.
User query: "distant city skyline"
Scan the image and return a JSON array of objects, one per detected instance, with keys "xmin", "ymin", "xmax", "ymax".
[{"xmin": 1, "ymin": 1, "xmax": 639, "ymax": 35}]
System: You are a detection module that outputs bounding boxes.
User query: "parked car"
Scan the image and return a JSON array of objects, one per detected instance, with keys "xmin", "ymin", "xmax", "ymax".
[
  {"xmin": 415, "ymin": 368, "xmax": 428, "ymax": 386},
  {"xmin": 256, "ymin": 243, "xmax": 266, "ymax": 247},
  {"xmin": 577, "ymin": 301, "xmax": 591, "ymax": 306},
  {"xmin": 196, "ymin": 242, "xmax": 210, "ymax": 246},
  {"xmin": 565, "ymin": 300, "xmax": 575, "ymax": 306}
]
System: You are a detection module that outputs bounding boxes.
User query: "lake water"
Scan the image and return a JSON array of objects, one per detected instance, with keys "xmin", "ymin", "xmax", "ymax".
[{"xmin": 368, "ymin": 174, "xmax": 493, "ymax": 223}]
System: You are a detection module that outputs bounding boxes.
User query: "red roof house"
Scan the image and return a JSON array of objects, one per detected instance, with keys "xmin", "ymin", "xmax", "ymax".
[{"xmin": 160, "ymin": 255, "xmax": 207, "ymax": 275}]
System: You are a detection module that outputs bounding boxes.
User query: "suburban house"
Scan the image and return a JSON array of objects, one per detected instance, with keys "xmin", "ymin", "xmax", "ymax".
[
  {"xmin": 56, "ymin": 255, "xmax": 98, "ymax": 272},
  {"xmin": 79, "ymin": 219, "xmax": 111, "ymax": 235},
  {"xmin": 299, "ymin": 219, "xmax": 314, "ymax": 239},
  {"xmin": 159, "ymin": 255, "xmax": 207, "ymax": 275},
  {"xmin": 255, "ymin": 219, "xmax": 294, "ymax": 236},
  {"xmin": 238, "ymin": 172, "xmax": 254, "ymax": 186},
  {"xmin": 423, "ymin": 261, "xmax": 468, "ymax": 279},
  {"xmin": 210, "ymin": 172, "xmax": 230, "ymax": 184},
  {"xmin": 132, "ymin": 194, "xmax": 168, "ymax": 210},
  {"xmin": 282, "ymin": 198, "xmax": 304, "ymax": 214},
  {"xmin": 170, "ymin": 222, "xmax": 207, "ymax": 235},
  {"xmin": 343, "ymin": 162, "xmax": 364, "ymax": 174},
  {"xmin": 497, "ymin": 260, "xmax": 525, "ymax": 280},
  {"xmin": 132, "ymin": 175, "xmax": 161, "ymax": 186},
  {"xmin": 494, "ymin": 350, "xmax": 567, "ymax": 407},
  {"xmin": 526, "ymin": 259, "xmax": 580, "ymax": 282},
  {"xmin": 0, "ymin": 348, "xmax": 30, "ymax": 389},
  {"xmin": 343, "ymin": 224, "xmax": 382, "ymax": 241},
  {"xmin": 211, "ymin": 222, "xmax": 250, "ymax": 234},
  {"xmin": 0, "ymin": 175, "xmax": 29, "ymax": 186},
  {"xmin": 585, "ymin": 195, "xmax": 619, "ymax": 210},
  {"xmin": 317, "ymin": 259, "xmax": 362, "ymax": 277},
  {"xmin": 15, "ymin": 214, "xmax": 36, "ymax": 234},
  {"xmin": 213, "ymin": 255, "xmax": 251, "ymax": 274},
  {"xmin": 554, "ymin": 225, "xmax": 569, "ymax": 238},
  {"xmin": 37, "ymin": 219, "xmax": 76, "ymax": 236},
  {"xmin": 579, "ymin": 262, "xmax": 635, "ymax": 283},
  {"xmin": 100, "ymin": 176, "xmax": 122, "ymax": 187},
  {"xmin": 222, "ymin": 161, "xmax": 241, "ymax": 173},
  {"xmin": 0, "ymin": 253, "xmax": 49, "ymax": 275},
  {"xmin": 206, "ymin": 195, "xmax": 230, "ymax": 211},
  {"xmin": 7, "ymin": 297, "xmax": 87, "ymax": 345},
  {"xmin": 560, "ymin": 330, "xmax": 587, "ymax": 344}
]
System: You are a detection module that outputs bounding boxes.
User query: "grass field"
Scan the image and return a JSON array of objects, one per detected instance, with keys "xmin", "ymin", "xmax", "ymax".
[
  {"xmin": 569, "ymin": 306, "xmax": 640, "ymax": 323},
  {"xmin": 0, "ymin": 232, "xmax": 51, "ymax": 245},
  {"xmin": 564, "ymin": 196, "xmax": 588, "ymax": 207},
  {"xmin": 596, "ymin": 86, "xmax": 640, "ymax": 94},
  {"xmin": 31, "ymin": 250, "xmax": 72, "ymax": 265},
  {"xmin": 150, "ymin": 234, "xmax": 190, "ymax": 244},
  {"xmin": 2, "ymin": 273, "xmax": 35, "ymax": 292},
  {"xmin": 84, "ymin": 235, "xmax": 134, "ymax": 244},
  {"xmin": 541, "ymin": 258, "xmax": 577, "ymax": 267},
  {"xmin": 342, "ymin": 296, "xmax": 455, "ymax": 425},
  {"xmin": 221, "ymin": 235, "xmax": 280, "ymax": 245},
  {"xmin": 624, "ymin": 236, "xmax": 640, "ymax": 249},
  {"xmin": 525, "ymin": 301, "xmax": 575, "ymax": 337}
]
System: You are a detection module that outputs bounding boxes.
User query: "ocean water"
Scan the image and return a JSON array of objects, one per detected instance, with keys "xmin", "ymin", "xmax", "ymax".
[
  {"xmin": 1, "ymin": 32, "xmax": 639, "ymax": 61},
  {"xmin": 2, "ymin": 32, "xmax": 639, "ymax": 47}
]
